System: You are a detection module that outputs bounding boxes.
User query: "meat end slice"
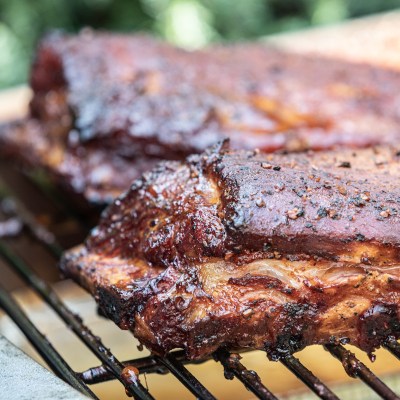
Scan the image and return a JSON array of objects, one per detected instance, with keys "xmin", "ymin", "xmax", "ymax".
[{"xmin": 61, "ymin": 142, "xmax": 400, "ymax": 359}]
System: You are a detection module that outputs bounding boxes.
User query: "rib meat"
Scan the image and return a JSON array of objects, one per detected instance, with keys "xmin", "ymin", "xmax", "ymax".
[
  {"xmin": 61, "ymin": 142, "xmax": 400, "ymax": 359},
  {"xmin": 0, "ymin": 119, "xmax": 161, "ymax": 204},
  {"xmin": 4, "ymin": 31, "xmax": 400, "ymax": 203}
]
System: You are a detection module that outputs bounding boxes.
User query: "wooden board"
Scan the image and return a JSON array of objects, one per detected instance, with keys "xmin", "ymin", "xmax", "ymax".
[
  {"xmin": 0, "ymin": 86, "xmax": 30, "ymax": 122},
  {"xmin": 268, "ymin": 10, "xmax": 400, "ymax": 70}
]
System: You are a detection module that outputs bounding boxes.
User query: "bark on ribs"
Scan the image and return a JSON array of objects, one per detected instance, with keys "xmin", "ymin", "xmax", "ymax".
[
  {"xmin": 4, "ymin": 31, "xmax": 400, "ymax": 203},
  {"xmin": 61, "ymin": 142, "xmax": 400, "ymax": 359}
]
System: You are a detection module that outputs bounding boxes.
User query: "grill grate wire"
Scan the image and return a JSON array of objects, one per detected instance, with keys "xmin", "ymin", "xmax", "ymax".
[
  {"xmin": 325, "ymin": 344, "xmax": 398, "ymax": 399},
  {"xmin": 0, "ymin": 179, "xmax": 400, "ymax": 400},
  {"xmin": 0, "ymin": 282, "xmax": 97, "ymax": 399},
  {"xmin": 0, "ymin": 241, "xmax": 154, "ymax": 400}
]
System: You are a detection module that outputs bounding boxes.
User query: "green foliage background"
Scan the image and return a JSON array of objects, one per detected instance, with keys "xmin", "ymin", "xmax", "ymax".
[{"xmin": 0, "ymin": 0, "xmax": 399, "ymax": 89}]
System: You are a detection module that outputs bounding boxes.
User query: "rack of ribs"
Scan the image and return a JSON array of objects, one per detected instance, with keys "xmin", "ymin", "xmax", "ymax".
[
  {"xmin": 61, "ymin": 141, "xmax": 400, "ymax": 359},
  {"xmin": 3, "ymin": 31, "xmax": 400, "ymax": 203}
]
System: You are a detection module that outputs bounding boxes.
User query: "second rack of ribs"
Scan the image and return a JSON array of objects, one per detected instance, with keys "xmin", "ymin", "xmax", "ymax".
[
  {"xmin": 4, "ymin": 32, "xmax": 400, "ymax": 203},
  {"xmin": 61, "ymin": 142, "xmax": 400, "ymax": 360}
]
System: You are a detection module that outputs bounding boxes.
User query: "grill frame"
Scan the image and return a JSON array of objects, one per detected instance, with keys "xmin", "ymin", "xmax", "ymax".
[{"xmin": 0, "ymin": 171, "xmax": 400, "ymax": 400}]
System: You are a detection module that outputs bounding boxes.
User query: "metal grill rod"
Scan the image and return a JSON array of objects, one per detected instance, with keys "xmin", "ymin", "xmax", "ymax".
[
  {"xmin": 384, "ymin": 339, "xmax": 400, "ymax": 361},
  {"xmin": 0, "ymin": 241, "xmax": 154, "ymax": 400},
  {"xmin": 215, "ymin": 349, "xmax": 277, "ymax": 400},
  {"xmin": 155, "ymin": 353, "xmax": 216, "ymax": 400},
  {"xmin": 79, "ymin": 351, "xmax": 205, "ymax": 384},
  {"xmin": 325, "ymin": 344, "xmax": 399, "ymax": 400},
  {"xmin": 80, "ymin": 347, "xmax": 278, "ymax": 400},
  {"xmin": 81, "ymin": 348, "xmax": 274, "ymax": 400},
  {"xmin": 280, "ymin": 354, "xmax": 339, "ymax": 400},
  {"xmin": 79, "ymin": 357, "xmax": 163, "ymax": 384},
  {"xmin": 0, "ymin": 284, "xmax": 97, "ymax": 399}
]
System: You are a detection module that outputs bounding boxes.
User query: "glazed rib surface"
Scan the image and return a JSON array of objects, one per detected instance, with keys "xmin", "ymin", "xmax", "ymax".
[
  {"xmin": 61, "ymin": 143, "xmax": 400, "ymax": 359},
  {"xmin": 4, "ymin": 31, "xmax": 400, "ymax": 202}
]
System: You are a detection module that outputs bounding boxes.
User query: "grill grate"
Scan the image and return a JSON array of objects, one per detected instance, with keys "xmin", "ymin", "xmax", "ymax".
[
  {"xmin": 325, "ymin": 344, "xmax": 398, "ymax": 399},
  {"xmin": 0, "ymin": 173, "xmax": 400, "ymax": 400}
]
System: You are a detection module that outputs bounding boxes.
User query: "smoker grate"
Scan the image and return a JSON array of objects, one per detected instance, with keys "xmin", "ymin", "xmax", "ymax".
[{"xmin": 0, "ymin": 172, "xmax": 400, "ymax": 400}]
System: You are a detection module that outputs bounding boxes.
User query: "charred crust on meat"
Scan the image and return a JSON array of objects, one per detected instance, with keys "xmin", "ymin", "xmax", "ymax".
[
  {"xmin": 61, "ymin": 143, "xmax": 400, "ymax": 358},
  {"xmin": 5, "ymin": 32, "xmax": 400, "ymax": 203}
]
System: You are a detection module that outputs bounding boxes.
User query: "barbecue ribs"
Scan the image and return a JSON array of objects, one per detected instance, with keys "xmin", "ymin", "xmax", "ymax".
[
  {"xmin": 61, "ymin": 142, "xmax": 400, "ymax": 359},
  {"xmin": 3, "ymin": 31, "xmax": 400, "ymax": 203}
]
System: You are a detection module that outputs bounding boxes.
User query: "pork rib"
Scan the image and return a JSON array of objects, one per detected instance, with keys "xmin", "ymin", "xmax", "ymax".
[
  {"xmin": 61, "ymin": 142, "xmax": 400, "ymax": 359},
  {"xmin": 4, "ymin": 31, "xmax": 400, "ymax": 203}
]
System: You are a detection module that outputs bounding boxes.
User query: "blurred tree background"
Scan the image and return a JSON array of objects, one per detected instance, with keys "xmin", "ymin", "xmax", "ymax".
[{"xmin": 0, "ymin": 0, "xmax": 399, "ymax": 89}]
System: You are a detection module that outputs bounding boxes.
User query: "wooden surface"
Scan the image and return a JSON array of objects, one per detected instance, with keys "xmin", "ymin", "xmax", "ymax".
[
  {"xmin": 268, "ymin": 10, "xmax": 400, "ymax": 70},
  {"xmin": 2, "ymin": 11, "xmax": 400, "ymax": 400},
  {"xmin": 0, "ymin": 86, "xmax": 30, "ymax": 122}
]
